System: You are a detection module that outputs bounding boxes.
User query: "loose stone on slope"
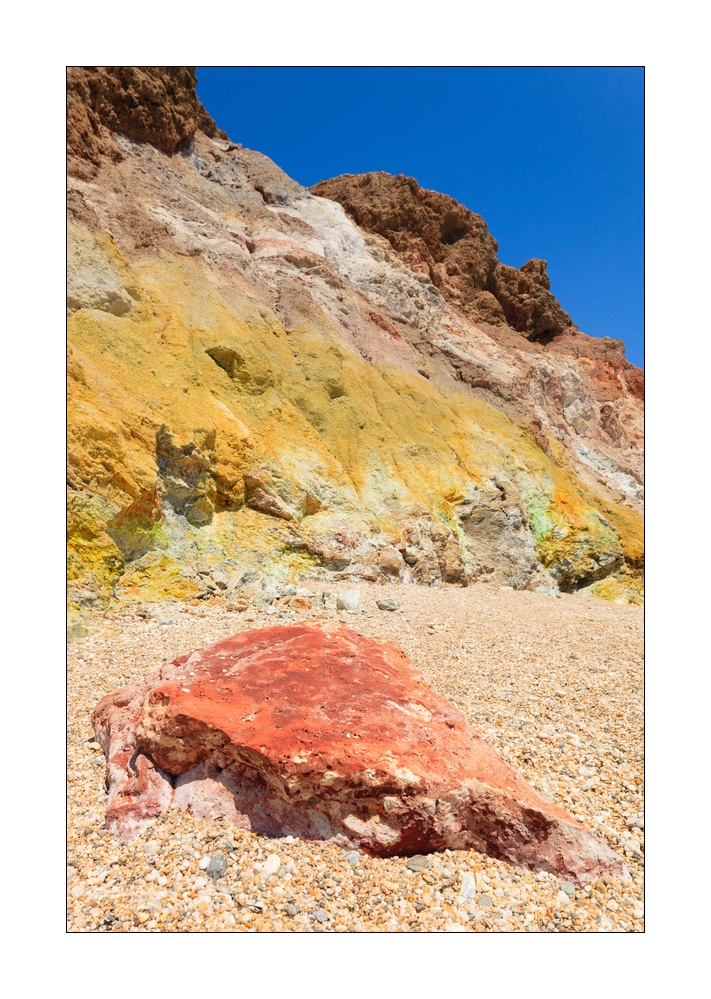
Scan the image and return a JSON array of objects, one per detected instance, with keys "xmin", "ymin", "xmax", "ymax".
[{"xmin": 336, "ymin": 591, "xmax": 360, "ymax": 612}]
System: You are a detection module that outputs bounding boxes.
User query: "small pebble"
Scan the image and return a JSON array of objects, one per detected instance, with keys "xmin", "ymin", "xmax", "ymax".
[
  {"xmin": 207, "ymin": 853, "xmax": 228, "ymax": 880},
  {"xmin": 460, "ymin": 874, "xmax": 477, "ymax": 899},
  {"xmin": 261, "ymin": 854, "xmax": 280, "ymax": 877}
]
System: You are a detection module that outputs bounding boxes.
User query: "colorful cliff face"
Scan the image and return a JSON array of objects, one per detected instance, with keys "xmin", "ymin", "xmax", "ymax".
[{"xmin": 67, "ymin": 68, "xmax": 643, "ymax": 615}]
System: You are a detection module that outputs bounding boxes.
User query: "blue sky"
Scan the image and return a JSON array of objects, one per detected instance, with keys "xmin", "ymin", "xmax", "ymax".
[{"xmin": 196, "ymin": 68, "xmax": 643, "ymax": 367}]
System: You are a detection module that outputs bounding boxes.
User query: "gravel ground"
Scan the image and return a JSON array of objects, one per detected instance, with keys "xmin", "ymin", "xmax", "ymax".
[{"xmin": 67, "ymin": 582, "xmax": 643, "ymax": 932}]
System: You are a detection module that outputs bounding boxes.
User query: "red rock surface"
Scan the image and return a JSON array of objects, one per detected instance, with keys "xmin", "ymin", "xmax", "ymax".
[{"xmin": 93, "ymin": 621, "xmax": 626, "ymax": 884}]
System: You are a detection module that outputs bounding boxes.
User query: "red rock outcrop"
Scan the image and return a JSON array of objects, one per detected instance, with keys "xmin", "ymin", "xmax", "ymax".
[{"xmin": 93, "ymin": 621, "xmax": 626, "ymax": 884}]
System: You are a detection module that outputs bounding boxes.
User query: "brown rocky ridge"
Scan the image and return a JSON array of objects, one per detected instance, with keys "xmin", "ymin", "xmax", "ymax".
[
  {"xmin": 92, "ymin": 619, "xmax": 627, "ymax": 885},
  {"xmin": 67, "ymin": 66, "xmax": 225, "ymax": 178},
  {"xmin": 311, "ymin": 172, "xmax": 580, "ymax": 345}
]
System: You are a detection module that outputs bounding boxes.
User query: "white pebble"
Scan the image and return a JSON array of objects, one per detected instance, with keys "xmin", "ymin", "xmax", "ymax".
[
  {"xmin": 460, "ymin": 874, "xmax": 477, "ymax": 900},
  {"xmin": 262, "ymin": 853, "xmax": 281, "ymax": 877},
  {"xmin": 199, "ymin": 856, "xmax": 210, "ymax": 870}
]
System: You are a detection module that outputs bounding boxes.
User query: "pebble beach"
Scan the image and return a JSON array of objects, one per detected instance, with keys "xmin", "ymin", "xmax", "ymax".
[{"xmin": 67, "ymin": 583, "xmax": 643, "ymax": 932}]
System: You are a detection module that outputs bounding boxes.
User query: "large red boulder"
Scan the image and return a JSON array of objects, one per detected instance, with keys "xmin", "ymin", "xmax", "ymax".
[{"xmin": 93, "ymin": 620, "xmax": 626, "ymax": 884}]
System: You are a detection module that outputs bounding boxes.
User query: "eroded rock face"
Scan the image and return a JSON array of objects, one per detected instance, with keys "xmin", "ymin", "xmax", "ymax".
[
  {"xmin": 488, "ymin": 261, "xmax": 574, "ymax": 343},
  {"xmin": 312, "ymin": 172, "xmax": 500, "ymax": 301},
  {"xmin": 67, "ymin": 66, "xmax": 223, "ymax": 175},
  {"xmin": 155, "ymin": 426, "xmax": 216, "ymax": 526},
  {"xmin": 93, "ymin": 621, "xmax": 626, "ymax": 884},
  {"xmin": 67, "ymin": 68, "xmax": 643, "ymax": 612},
  {"xmin": 311, "ymin": 173, "xmax": 575, "ymax": 341}
]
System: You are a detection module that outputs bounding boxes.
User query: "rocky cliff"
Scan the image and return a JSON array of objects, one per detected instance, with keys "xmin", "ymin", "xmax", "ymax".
[{"xmin": 67, "ymin": 67, "xmax": 643, "ymax": 616}]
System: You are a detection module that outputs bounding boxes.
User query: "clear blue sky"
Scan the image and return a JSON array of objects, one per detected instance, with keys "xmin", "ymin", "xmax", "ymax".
[{"xmin": 196, "ymin": 68, "xmax": 643, "ymax": 367}]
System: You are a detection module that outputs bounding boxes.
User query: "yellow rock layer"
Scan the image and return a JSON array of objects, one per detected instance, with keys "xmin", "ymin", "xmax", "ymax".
[{"xmin": 67, "ymin": 233, "xmax": 643, "ymax": 611}]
